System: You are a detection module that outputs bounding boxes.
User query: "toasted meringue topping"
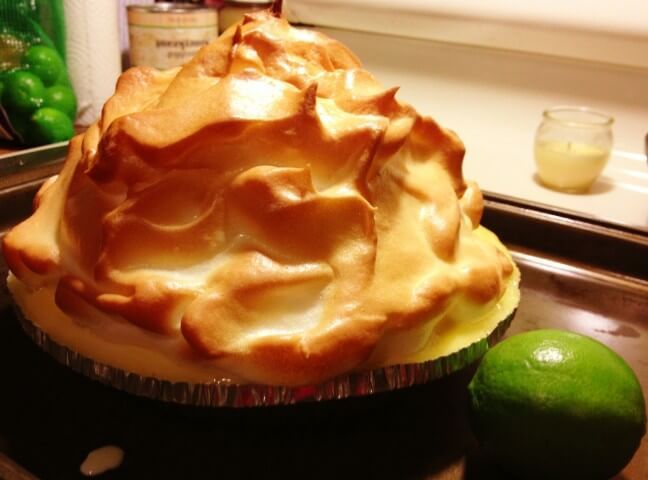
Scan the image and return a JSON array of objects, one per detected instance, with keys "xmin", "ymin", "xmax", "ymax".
[{"xmin": 4, "ymin": 11, "xmax": 518, "ymax": 386}]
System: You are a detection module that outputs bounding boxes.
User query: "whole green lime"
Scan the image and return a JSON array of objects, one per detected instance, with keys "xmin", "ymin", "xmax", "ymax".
[
  {"xmin": 468, "ymin": 329, "xmax": 646, "ymax": 480},
  {"xmin": 2, "ymin": 70, "xmax": 45, "ymax": 114},
  {"xmin": 22, "ymin": 45, "xmax": 65, "ymax": 87},
  {"xmin": 43, "ymin": 85, "xmax": 77, "ymax": 120},
  {"xmin": 30, "ymin": 107, "xmax": 75, "ymax": 144}
]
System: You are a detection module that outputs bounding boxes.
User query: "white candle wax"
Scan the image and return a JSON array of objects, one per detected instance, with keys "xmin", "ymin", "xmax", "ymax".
[{"xmin": 534, "ymin": 140, "xmax": 610, "ymax": 192}]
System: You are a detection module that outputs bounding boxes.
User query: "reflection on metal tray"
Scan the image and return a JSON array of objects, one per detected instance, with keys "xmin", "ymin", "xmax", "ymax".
[
  {"xmin": 0, "ymin": 179, "xmax": 646, "ymax": 478},
  {"xmin": 0, "ymin": 142, "xmax": 67, "ymax": 191}
]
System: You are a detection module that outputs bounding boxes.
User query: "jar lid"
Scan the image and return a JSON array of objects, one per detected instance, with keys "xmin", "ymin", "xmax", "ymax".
[
  {"xmin": 128, "ymin": 2, "xmax": 213, "ymax": 13},
  {"xmin": 223, "ymin": 0, "xmax": 273, "ymax": 5}
]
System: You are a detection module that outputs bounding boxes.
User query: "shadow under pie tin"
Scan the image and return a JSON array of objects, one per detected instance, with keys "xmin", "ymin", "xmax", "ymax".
[{"xmin": 16, "ymin": 308, "xmax": 515, "ymax": 408}]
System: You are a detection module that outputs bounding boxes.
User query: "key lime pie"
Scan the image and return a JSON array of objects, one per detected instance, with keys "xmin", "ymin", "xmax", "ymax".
[{"xmin": 3, "ymin": 11, "xmax": 519, "ymax": 403}]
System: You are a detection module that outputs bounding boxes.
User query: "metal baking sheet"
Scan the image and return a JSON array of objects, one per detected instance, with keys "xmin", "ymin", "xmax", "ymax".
[
  {"xmin": 0, "ymin": 177, "xmax": 645, "ymax": 478},
  {"xmin": 0, "ymin": 142, "xmax": 67, "ymax": 191}
]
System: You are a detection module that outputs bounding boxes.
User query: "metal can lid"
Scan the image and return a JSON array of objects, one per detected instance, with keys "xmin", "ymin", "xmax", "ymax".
[
  {"xmin": 223, "ymin": 0, "xmax": 273, "ymax": 6},
  {"xmin": 127, "ymin": 2, "xmax": 215, "ymax": 14}
]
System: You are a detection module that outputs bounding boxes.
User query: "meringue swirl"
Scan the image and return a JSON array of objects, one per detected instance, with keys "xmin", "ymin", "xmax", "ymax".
[{"xmin": 4, "ymin": 12, "xmax": 517, "ymax": 386}]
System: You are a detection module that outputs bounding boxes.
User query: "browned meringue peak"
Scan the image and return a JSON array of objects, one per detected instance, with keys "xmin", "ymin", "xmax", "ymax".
[{"xmin": 4, "ymin": 11, "xmax": 515, "ymax": 386}]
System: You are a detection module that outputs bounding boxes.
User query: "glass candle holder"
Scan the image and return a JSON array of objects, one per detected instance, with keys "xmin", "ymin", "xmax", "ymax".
[{"xmin": 534, "ymin": 106, "xmax": 613, "ymax": 192}]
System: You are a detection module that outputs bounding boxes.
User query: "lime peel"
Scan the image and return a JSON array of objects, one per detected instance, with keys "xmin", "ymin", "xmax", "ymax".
[{"xmin": 468, "ymin": 329, "xmax": 646, "ymax": 480}]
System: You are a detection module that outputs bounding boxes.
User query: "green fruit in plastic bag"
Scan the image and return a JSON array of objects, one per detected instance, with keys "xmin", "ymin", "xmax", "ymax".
[
  {"xmin": 31, "ymin": 107, "xmax": 74, "ymax": 143},
  {"xmin": 22, "ymin": 45, "xmax": 65, "ymax": 86},
  {"xmin": 43, "ymin": 85, "xmax": 76, "ymax": 120},
  {"xmin": 54, "ymin": 68, "xmax": 72, "ymax": 87},
  {"xmin": 3, "ymin": 70, "xmax": 45, "ymax": 114}
]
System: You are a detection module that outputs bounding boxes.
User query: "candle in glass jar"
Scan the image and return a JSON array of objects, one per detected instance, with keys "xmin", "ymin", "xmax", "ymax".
[
  {"xmin": 534, "ymin": 107, "xmax": 613, "ymax": 193},
  {"xmin": 535, "ymin": 140, "xmax": 610, "ymax": 191}
]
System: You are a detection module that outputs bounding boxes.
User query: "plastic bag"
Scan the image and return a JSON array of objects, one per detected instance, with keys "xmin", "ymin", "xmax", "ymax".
[{"xmin": 0, "ymin": 0, "xmax": 77, "ymax": 147}]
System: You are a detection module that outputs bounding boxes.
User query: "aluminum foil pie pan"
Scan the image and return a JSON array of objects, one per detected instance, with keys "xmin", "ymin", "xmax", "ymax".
[{"xmin": 17, "ymin": 309, "xmax": 515, "ymax": 408}]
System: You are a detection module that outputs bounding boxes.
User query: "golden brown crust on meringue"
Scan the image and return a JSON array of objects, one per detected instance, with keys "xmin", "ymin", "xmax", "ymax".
[{"xmin": 4, "ymin": 11, "xmax": 517, "ymax": 386}]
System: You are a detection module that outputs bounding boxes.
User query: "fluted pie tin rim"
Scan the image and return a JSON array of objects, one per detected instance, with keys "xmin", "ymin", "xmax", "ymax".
[{"xmin": 17, "ymin": 309, "xmax": 515, "ymax": 408}]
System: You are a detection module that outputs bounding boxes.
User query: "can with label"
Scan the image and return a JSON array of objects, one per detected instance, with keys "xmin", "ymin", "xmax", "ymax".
[{"xmin": 127, "ymin": 3, "xmax": 219, "ymax": 70}]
